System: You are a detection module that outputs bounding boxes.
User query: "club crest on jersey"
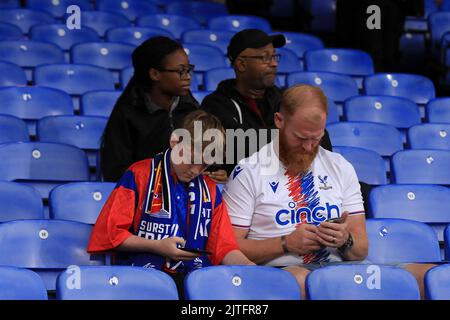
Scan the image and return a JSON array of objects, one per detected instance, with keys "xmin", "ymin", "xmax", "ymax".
[
  {"xmin": 318, "ymin": 175, "xmax": 332, "ymax": 190},
  {"xmin": 232, "ymin": 166, "xmax": 243, "ymax": 180},
  {"xmin": 269, "ymin": 181, "xmax": 279, "ymax": 193}
]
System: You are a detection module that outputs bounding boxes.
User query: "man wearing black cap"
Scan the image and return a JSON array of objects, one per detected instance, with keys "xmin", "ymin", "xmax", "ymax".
[{"xmin": 201, "ymin": 29, "xmax": 332, "ymax": 182}]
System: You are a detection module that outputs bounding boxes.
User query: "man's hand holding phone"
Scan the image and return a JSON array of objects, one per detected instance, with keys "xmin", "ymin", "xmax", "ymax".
[{"xmin": 316, "ymin": 211, "xmax": 350, "ymax": 248}]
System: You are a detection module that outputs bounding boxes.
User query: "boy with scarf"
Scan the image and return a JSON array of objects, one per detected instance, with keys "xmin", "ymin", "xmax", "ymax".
[{"xmin": 88, "ymin": 110, "xmax": 254, "ymax": 294}]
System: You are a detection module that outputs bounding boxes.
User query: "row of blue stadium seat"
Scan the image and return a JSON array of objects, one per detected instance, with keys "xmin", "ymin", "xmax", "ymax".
[
  {"xmin": 0, "ymin": 217, "xmax": 449, "ymax": 292},
  {"xmin": 3, "ymin": 263, "xmax": 449, "ymax": 300}
]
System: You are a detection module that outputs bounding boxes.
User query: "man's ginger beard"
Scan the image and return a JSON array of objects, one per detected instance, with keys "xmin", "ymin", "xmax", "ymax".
[{"xmin": 278, "ymin": 128, "xmax": 319, "ymax": 177}]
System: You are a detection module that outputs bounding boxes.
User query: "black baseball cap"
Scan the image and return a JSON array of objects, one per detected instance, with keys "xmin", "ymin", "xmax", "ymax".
[{"xmin": 227, "ymin": 29, "xmax": 286, "ymax": 63}]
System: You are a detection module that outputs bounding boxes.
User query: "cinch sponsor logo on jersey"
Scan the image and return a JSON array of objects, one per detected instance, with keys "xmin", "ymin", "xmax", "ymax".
[{"xmin": 275, "ymin": 201, "xmax": 340, "ymax": 225}]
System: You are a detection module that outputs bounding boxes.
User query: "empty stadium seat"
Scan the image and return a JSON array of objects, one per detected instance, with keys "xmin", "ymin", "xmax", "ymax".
[
  {"xmin": 333, "ymin": 146, "xmax": 387, "ymax": 185},
  {"xmin": 0, "ymin": 0, "xmax": 19, "ymax": 9},
  {"xmin": 137, "ymin": 14, "xmax": 201, "ymax": 39},
  {"xmin": 0, "ymin": 219, "xmax": 104, "ymax": 290},
  {"xmin": 204, "ymin": 67, "xmax": 234, "ymax": 91},
  {"xmin": 30, "ymin": 24, "xmax": 100, "ymax": 52},
  {"xmin": 425, "ymin": 264, "xmax": 450, "ymax": 300},
  {"xmin": 366, "ymin": 218, "xmax": 441, "ymax": 264},
  {"xmin": 34, "ymin": 64, "xmax": 116, "ymax": 110},
  {"xmin": 306, "ymin": 264, "xmax": 420, "ymax": 300},
  {"xmin": 429, "ymin": 12, "xmax": 450, "ymax": 58},
  {"xmin": 276, "ymin": 47, "xmax": 302, "ymax": 85},
  {"xmin": 0, "ymin": 86, "xmax": 73, "ymax": 136},
  {"xmin": 0, "ymin": 61, "xmax": 26, "ymax": 86},
  {"xmin": 0, "ymin": 142, "xmax": 90, "ymax": 199},
  {"xmin": 0, "ymin": 22, "xmax": 22, "ymax": 40},
  {"xmin": 391, "ymin": 149, "xmax": 450, "ymax": 184},
  {"xmin": 181, "ymin": 29, "xmax": 235, "ymax": 55},
  {"xmin": 80, "ymin": 11, "xmax": 130, "ymax": 37},
  {"xmin": 0, "ymin": 40, "xmax": 65, "ymax": 81},
  {"xmin": 26, "ymin": 0, "xmax": 92, "ymax": 18},
  {"xmin": 408, "ymin": 124, "xmax": 450, "ymax": 150},
  {"xmin": 279, "ymin": 31, "xmax": 324, "ymax": 60},
  {"xmin": 305, "ymin": 49, "xmax": 374, "ymax": 88},
  {"xmin": 192, "ymin": 91, "xmax": 212, "ymax": 104},
  {"xmin": 56, "ymin": 266, "xmax": 178, "ymax": 300},
  {"xmin": 0, "ymin": 114, "xmax": 29, "ymax": 144},
  {"xmin": 36, "ymin": 115, "xmax": 108, "ymax": 168},
  {"xmin": 49, "ymin": 182, "xmax": 115, "ymax": 224},
  {"xmin": 81, "ymin": 90, "xmax": 121, "ymax": 117},
  {"xmin": 309, "ymin": 0, "xmax": 336, "ymax": 33},
  {"xmin": 208, "ymin": 15, "xmax": 271, "ymax": 33},
  {"xmin": 0, "ymin": 266, "xmax": 47, "ymax": 300},
  {"xmin": 369, "ymin": 184, "xmax": 450, "ymax": 241},
  {"xmin": 0, "ymin": 181, "xmax": 44, "ymax": 222},
  {"xmin": 327, "ymin": 122, "xmax": 403, "ymax": 158},
  {"xmin": 96, "ymin": 0, "xmax": 159, "ymax": 22},
  {"xmin": 167, "ymin": 1, "xmax": 228, "ymax": 26},
  {"xmin": 106, "ymin": 26, "xmax": 174, "ymax": 46},
  {"xmin": 184, "ymin": 266, "xmax": 301, "ymax": 300},
  {"xmin": 326, "ymin": 99, "xmax": 340, "ymax": 124},
  {"xmin": 0, "ymin": 9, "xmax": 54, "ymax": 34},
  {"xmin": 399, "ymin": 32, "xmax": 426, "ymax": 71},
  {"xmin": 427, "ymin": 98, "xmax": 450, "ymax": 123}
]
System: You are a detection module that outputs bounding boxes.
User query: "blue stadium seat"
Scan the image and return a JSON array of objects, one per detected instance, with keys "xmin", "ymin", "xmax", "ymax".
[
  {"xmin": 279, "ymin": 31, "xmax": 324, "ymax": 60},
  {"xmin": 106, "ymin": 26, "xmax": 174, "ymax": 46},
  {"xmin": 305, "ymin": 49, "xmax": 374, "ymax": 89},
  {"xmin": 49, "ymin": 182, "xmax": 115, "ymax": 224},
  {"xmin": 306, "ymin": 264, "xmax": 420, "ymax": 300},
  {"xmin": 192, "ymin": 91, "xmax": 212, "ymax": 104},
  {"xmin": 81, "ymin": 90, "xmax": 122, "ymax": 117},
  {"xmin": 276, "ymin": 47, "xmax": 302, "ymax": 85},
  {"xmin": 333, "ymin": 146, "xmax": 387, "ymax": 185},
  {"xmin": 391, "ymin": 150, "xmax": 450, "ymax": 185},
  {"xmin": 204, "ymin": 67, "xmax": 234, "ymax": 91},
  {"xmin": 408, "ymin": 124, "xmax": 450, "ymax": 150},
  {"xmin": 287, "ymin": 71, "xmax": 359, "ymax": 104},
  {"xmin": 30, "ymin": 24, "xmax": 100, "ymax": 52},
  {"xmin": 445, "ymin": 226, "xmax": 450, "ymax": 260},
  {"xmin": 0, "ymin": 142, "xmax": 90, "ymax": 199},
  {"xmin": 56, "ymin": 266, "xmax": 178, "ymax": 300},
  {"xmin": 167, "ymin": 1, "xmax": 228, "ymax": 26},
  {"xmin": 0, "ymin": 114, "xmax": 29, "ymax": 144},
  {"xmin": 184, "ymin": 266, "xmax": 301, "ymax": 300},
  {"xmin": 0, "ymin": 22, "xmax": 22, "ymax": 40},
  {"xmin": 0, "ymin": 86, "xmax": 73, "ymax": 136},
  {"xmin": 429, "ymin": 12, "xmax": 450, "ymax": 58},
  {"xmin": 369, "ymin": 184, "xmax": 450, "ymax": 241},
  {"xmin": 26, "ymin": 0, "xmax": 92, "ymax": 18},
  {"xmin": 36, "ymin": 115, "xmax": 108, "ymax": 168},
  {"xmin": 366, "ymin": 218, "xmax": 441, "ymax": 264},
  {"xmin": 80, "ymin": 11, "xmax": 130, "ymax": 37},
  {"xmin": 0, "ymin": 266, "xmax": 47, "ymax": 300},
  {"xmin": 0, "ymin": 61, "xmax": 26, "ymax": 86},
  {"xmin": 137, "ymin": 14, "xmax": 201, "ymax": 39},
  {"xmin": 71, "ymin": 42, "xmax": 134, "ymax": 73},
  {"xmin": 0, "ymin": 40, "xmax": 64, "ymax": 81},
  {"xmin": 181, "ymin": 29, "xmax": 235, "ymax": 55},
  {"xmin": 34, "ymin": 64, "xmax": 116, "ymax": 110},
  {"xmin": 0, "ymin": 181, "xmax": 44, "ymax": 222},
  {"xmin": 207, "ymin": 15, "xmax": 271, "ymax": 33},
  {"xmin": 0, "ymin": 9, "xmax": 54, "ymax": 34},
  {"xmin": 364, "ymin": 73, "xmax": 435, "ymax": 106},
  {"xmin": 309, "ymin": 0, "xmax": 336, "ymax": 33},
  {"xmin": 327, "ymin": 122, "xmax": 403, "ymax": 157},
  {"xmin": 399, "ymin": 32, "xmax": 426, "ymax": 70},
  {"xmin": 425, "ymin": 264, "xmax": 450, "ymax": 300},
  {"xmin": 427, "ymin": 98, "xmax": 450, "ymax": 123},
  {"xmin": 96, "ymin": 0, "xmax": 159, "ymax": 22},
  {"xmin": 0, "ymin": 219, "xmax": 104, "ymax": 290},
  {"xmin": 183, "ymin": 44, "xmax": 227, "ymax": 86},
  {"xmin": 0, "ymin": 0, "xmax": 19, "ymax": 8},
  {"xmin": 326, "ymin": 99, "xmax": 339, "ymax": 124}
]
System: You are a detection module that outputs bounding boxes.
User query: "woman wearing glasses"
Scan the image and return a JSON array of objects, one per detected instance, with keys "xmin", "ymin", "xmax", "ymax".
[{"xmin": 100, "ymin": 36, "xmax": 199, "ymax": 182}]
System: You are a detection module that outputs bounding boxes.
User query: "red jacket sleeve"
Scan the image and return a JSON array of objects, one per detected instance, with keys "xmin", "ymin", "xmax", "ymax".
[{"xmin": 206, "ymin": 181, "xmax": 240, "ymax": 265}]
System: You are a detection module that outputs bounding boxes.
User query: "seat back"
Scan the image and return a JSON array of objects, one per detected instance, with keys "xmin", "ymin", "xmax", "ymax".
[
  {"xmin": 0, "ymin": 266, "xmax": 47, "ymax": 300},
  {"xmin": 408, "ymin": 124, "xmax": 450, "ymax": 150},
  {"xmin": 81, "ymin": 90, "xmax": 122, "ymax": 117},
  {"xmin": 137, "ymin": 14, "xmax": 200, "ymax": 39},
  {"xmin": 425, "ymin": 264, "xmax": 450, "ymax": 300},
  {"xmin": 208, "ymin": 15, "xmax": 271, "ymax": 33},
  {"xmin": 0, "ymin": 181, "xmax": 44, "ymax": 222}
]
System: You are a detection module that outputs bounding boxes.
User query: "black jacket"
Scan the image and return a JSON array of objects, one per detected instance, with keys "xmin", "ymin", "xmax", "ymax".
[
  {"xmin": 201, "ymin": 79, "xmax": 332, "ymax": 174},
  {"xmin": 101, "ymin": 80, "xmax": 199, "ymax": 182}
]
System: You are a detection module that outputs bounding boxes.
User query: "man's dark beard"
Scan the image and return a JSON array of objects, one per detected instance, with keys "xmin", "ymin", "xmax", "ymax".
[{"xmin": 278, "ymin": 130, "xmax": 319, "ymax": 177}]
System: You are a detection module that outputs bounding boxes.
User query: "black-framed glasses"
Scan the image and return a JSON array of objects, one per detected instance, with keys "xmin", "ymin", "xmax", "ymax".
[
  {"xmin": 239, "ymin": 54, "xmax": 281, "ymax": 64},
  {"xmin": 158, "ymin": 64, "xmax": 195, "ymax": 79}
]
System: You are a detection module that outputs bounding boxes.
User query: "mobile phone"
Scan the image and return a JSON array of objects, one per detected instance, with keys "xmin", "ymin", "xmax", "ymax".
[
  {"xmin": 206, "ymin": 165, "xmax": 221, "ymax": 172},
  {"xmin": 179, "ymin": 247, "xmax": 212, "ymax": 255},
  {"xmin": 328, "ymin": 217, "xmax": 343, "ymax": 224}
]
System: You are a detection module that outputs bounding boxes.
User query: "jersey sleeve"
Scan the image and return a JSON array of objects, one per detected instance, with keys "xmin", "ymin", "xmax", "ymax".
[
  {"xmin": 341, "ymin": 160, "xmax": 365, "ymax": 216},
  {"xmin": 222, "ymin": 164, "xmax": 256, "ymax": 229},
  {"xmin": 206, "ymin": 185, "xmax": 240, "ymax": 265},
  {"xmin": 87, "ymin": 169, "xmax": 138, "ymax": 253}
]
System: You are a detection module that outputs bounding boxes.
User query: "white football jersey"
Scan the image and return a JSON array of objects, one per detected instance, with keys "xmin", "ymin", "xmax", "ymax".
[{"xmin": 223, "ymin": 139, "xmax": 365, "ymax": 266}]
